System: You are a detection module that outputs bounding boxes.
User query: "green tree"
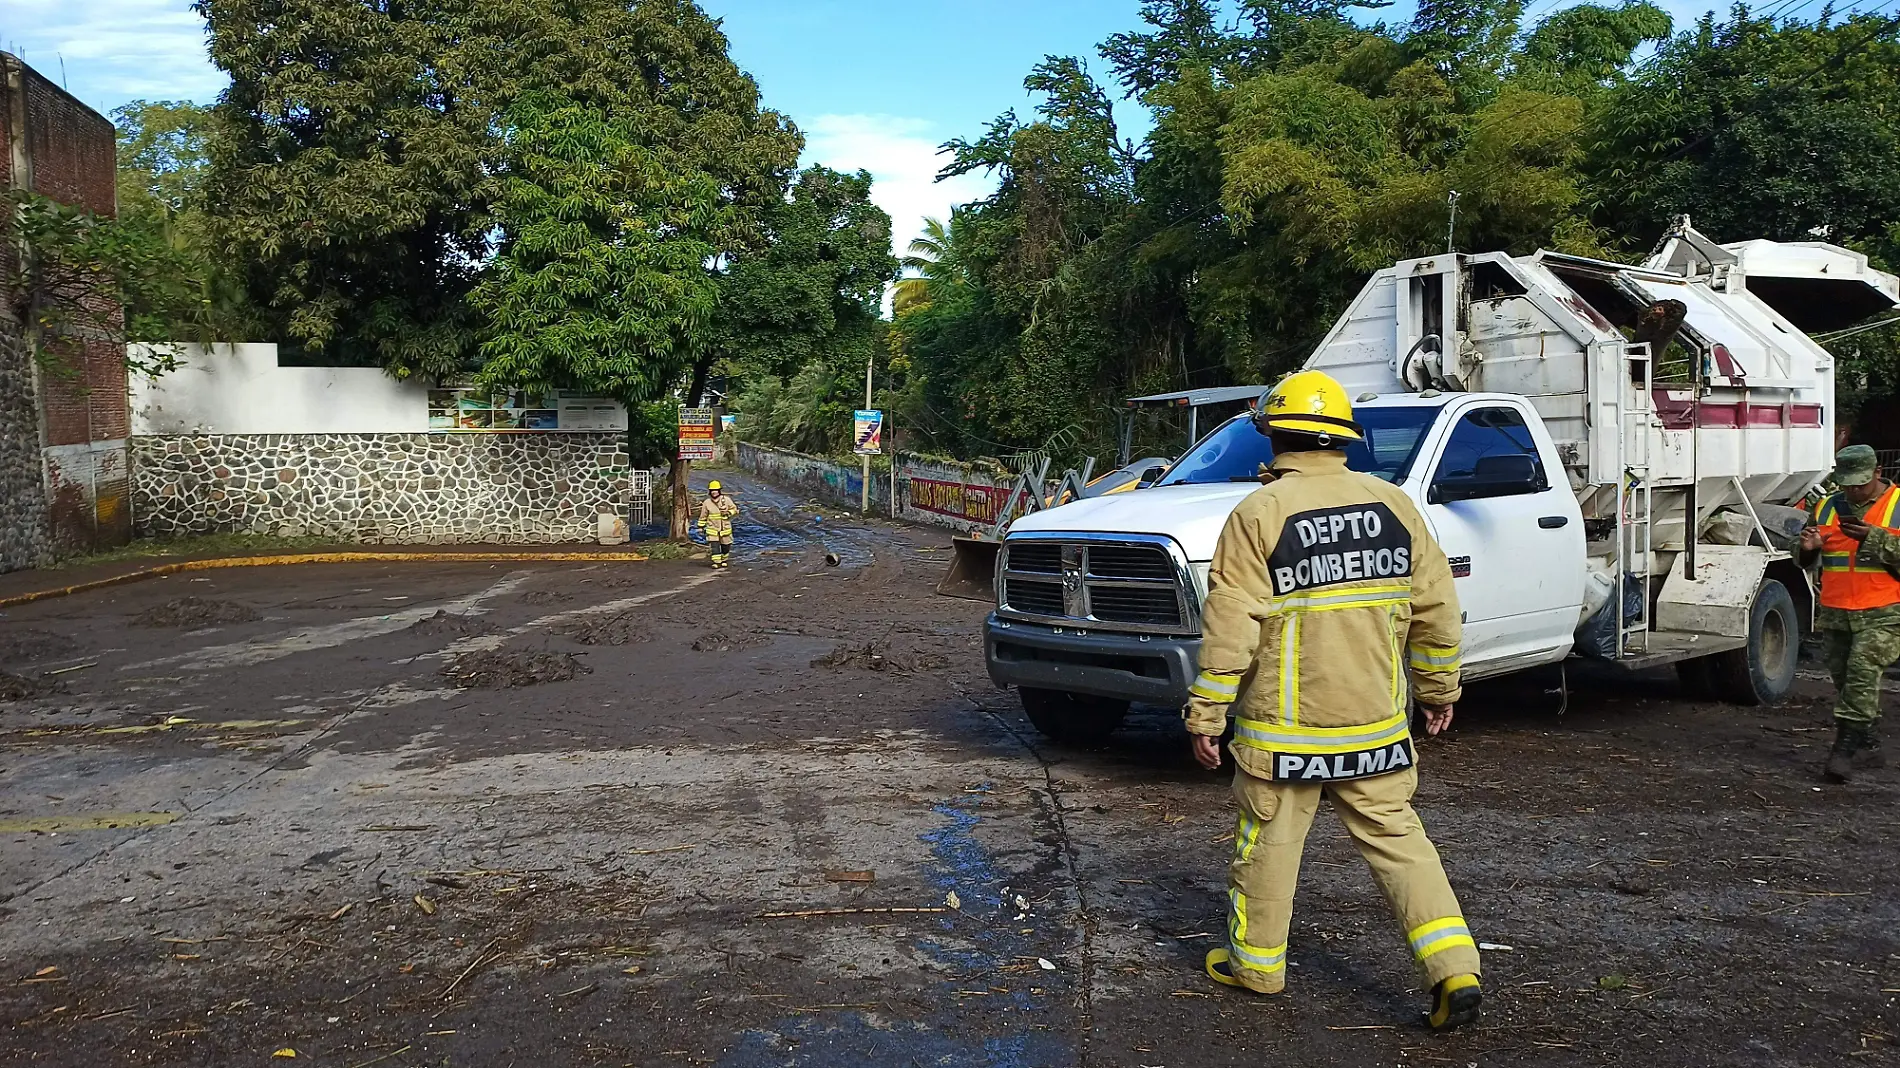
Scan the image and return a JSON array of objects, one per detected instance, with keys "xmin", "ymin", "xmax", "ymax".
[
  {"xmin": 195, "ymin": 0, "xmax": 799, "ymax": 378},
  {"xmin": 719, "ymin": 167, "xmax": 897, "ymax": 456},
  {"xmin": 471, "ymin": 94, "xmax": 724, "ymax": 406}
]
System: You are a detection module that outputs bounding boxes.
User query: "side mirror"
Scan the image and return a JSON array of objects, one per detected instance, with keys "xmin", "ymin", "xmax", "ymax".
[
  {"xmin": 1430, "ymin": 453, "xmax": 1542, "ymax": 504},
  {"xmin": 1137, "ymin": 465, "xmax": 1168, "ymax": 487}
]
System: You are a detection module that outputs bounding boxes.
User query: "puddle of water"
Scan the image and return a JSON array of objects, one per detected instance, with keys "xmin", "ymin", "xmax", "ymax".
[{"xmin": 717, "ymin": 784, "xmax": 1074, "ymax": 1068}]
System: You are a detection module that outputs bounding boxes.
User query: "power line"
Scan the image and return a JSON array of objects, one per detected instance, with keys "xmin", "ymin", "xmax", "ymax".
[{"xmin": 1815, "ymin": 314, "xmax": 1900, "ymax": 343}]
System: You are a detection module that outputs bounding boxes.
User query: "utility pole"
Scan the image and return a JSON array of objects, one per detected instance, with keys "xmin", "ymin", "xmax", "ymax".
[
  {"xmin": 861, "ymin": 351, "xmax": 874, "ymax": 514},
  {"xmin": 1445, "ymin": 190, "xmax": 1460, "ymax": 254}
]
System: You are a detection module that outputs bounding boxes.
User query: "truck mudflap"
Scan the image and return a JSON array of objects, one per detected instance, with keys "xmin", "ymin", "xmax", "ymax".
[{"xmin": 984, "ymin": 614, "xmax": 1199, "ymax": 707}]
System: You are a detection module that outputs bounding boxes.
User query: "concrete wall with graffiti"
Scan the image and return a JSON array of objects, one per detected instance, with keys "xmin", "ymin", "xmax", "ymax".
[{"xmin": 736, "ymin": 443, "xmax": 1015, "ymax": 534}]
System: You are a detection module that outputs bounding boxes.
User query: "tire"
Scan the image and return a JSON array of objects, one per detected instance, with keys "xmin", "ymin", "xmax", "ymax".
[
  {"xmin": 1710, "ymin": 579, "xmax": 1799, "ymax": 706},
  {"xmin": 1018, "ymin": 687, "xmax": 1129, "ymax": 745},
  {"xmin": 1675, "ymin": 655, "xmax": 1719, "ymax": 701}
]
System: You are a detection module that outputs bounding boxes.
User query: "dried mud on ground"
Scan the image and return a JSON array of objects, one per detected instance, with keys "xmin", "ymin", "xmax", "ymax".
[
  {"xmin": 2, "ymin": 470, "xmax": 1899, "ymax": 1068},
  {"xmin": 132, "ymin": 596, "xmax": 261, "ymax": 628},
  {"xmin": 0, "ymin": 669, "xmax": 62, "ymax": 701},
  {"xmin": 441, "ymin": 649, "xmax": 590, "ymax": 688},
  {"xmin": 406, "ymin": 610, "xmax": 492, "ymax": 638}
]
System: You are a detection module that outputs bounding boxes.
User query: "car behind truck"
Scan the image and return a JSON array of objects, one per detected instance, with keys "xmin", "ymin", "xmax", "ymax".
[{"xmin": 981, "ymin": 221, "xmax": 1900, "ymax": 742}]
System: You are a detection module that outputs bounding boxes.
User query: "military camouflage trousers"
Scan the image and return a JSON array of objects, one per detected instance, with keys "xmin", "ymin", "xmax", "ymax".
[{"xmin": 1822, "ymin": 625, "xmax": 1900, "ymax": 728}]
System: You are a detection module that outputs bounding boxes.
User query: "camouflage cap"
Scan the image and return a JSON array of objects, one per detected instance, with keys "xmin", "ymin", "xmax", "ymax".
[{"xmin": 1833, "ymin": 444, "xmax": 1880, "ymax": 488}]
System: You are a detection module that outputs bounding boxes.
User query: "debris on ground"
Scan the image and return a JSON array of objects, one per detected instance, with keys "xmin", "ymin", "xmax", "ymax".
[
  {"xmin": 0, "ymin": 670, "xmax": 64, "ymax": 701},
  {"xmin": 133, "ymin": 597, "xmax": 261, "ymax": 628},
  {"xmin": 813, "ymin": 642, "xmax": 907, "ymax": 672},
  {"xmin": 812, "ymin": 640, "xmax": 951, "ymax": 674},
  {"xmin": 559, "ymin": 613, "xmax": 651, "ymax": 646},
  {"xmin": 441, "ymin": 650, "xmax": 591, "ymax": 689},
  {"xmin": 519, "ymin": 589, "xmax": 574, "ymax": 605},
  {"xmin": 0, "ymin": 628, "xmax": 71, "ymax": 664},
  {"xmin": 407, "ymin": 610, "xmax": 492, "ymax": 637},
  {"xmin": 691, "ymin": 631, "xmax": 764, "ymax": 652}
]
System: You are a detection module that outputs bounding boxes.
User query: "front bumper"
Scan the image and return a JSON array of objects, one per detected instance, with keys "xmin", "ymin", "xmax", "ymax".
[{"xmin": 984, "ymin": 613, "xmax": 1201, "ymax": 707}]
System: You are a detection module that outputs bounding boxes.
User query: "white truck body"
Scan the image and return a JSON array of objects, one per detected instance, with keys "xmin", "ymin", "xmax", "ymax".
[{"xmin": 983, "ymin": 225, "xmax": 1900, "ymax": 731}]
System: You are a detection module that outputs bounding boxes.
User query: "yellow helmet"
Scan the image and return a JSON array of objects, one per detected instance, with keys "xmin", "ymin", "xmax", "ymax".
[
  {"xmin": 708, "ymin": 480, "xmax": 722, "ymax": 491},
  {"xmin": 1254, "ymin": 370, "xmax": 1364, "ymax": 442}
]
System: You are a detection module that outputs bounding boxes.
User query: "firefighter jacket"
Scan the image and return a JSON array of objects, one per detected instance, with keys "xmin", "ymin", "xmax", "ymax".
[
  {"xmin": 699, "ymin": 495, "xmax": 738, "ymax": 539},
  {"xmin": 1810, "ymin": 483, "xmax": 1900, "ymax": 628},
  {"xmin": 1184, "ymin": 450, "xmax": 1464, "ymax": 783}
]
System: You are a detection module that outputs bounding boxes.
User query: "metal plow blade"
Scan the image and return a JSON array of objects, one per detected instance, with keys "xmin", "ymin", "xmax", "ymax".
[{"xmin": 935, "ymin": 536, "xmax": 1000, "ymax": 601}]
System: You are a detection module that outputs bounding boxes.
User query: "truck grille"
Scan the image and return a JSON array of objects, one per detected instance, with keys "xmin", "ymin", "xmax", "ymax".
[{"xmin": 998, "ymin": 537, "xmax": 1196, "ymax": 635}]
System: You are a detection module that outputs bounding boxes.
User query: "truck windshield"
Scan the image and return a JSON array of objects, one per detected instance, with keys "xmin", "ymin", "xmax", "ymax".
[{"xmin": 1158, "ymin": 406, "xmax": 1439, "ymax": 486}]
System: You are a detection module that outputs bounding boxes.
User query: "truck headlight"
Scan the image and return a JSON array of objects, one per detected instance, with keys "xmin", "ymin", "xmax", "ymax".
[{"xmin": 1191, "ymin": 562, "xmax": 1212, "ymax": 600}]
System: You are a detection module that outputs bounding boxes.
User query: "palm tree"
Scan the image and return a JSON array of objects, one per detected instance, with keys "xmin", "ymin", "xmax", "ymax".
[{"xmin": 893, "ymin": 214, "xmax": 966, "ymax": 315}]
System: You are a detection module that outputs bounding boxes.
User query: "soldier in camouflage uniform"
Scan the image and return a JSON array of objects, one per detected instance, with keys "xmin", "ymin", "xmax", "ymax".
[{"xmin": 1800, "ymin": 445, "xmax": 1900, "ymax": 783}]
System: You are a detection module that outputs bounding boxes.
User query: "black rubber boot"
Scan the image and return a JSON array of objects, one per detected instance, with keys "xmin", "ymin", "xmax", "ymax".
[
  {"xmin": 1426, "ymin": 974, "xmax": 1482, "ymax": 1031},
  {"xmin": 1824, "ymin": 723, "xmax": 1866, "ymax": 783},
  {"xmin": 1856, "ymin": 726, "xmax": 1886, "ymax": 770}
]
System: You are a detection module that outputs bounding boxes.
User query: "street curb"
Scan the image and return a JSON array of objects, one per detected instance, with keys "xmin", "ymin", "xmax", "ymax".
[{"xmin": 0, "ymin": 551, "xmax": 648, "ymax": 610}]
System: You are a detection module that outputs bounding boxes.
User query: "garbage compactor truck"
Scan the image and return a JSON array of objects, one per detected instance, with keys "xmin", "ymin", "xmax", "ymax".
[{"xmin": 980, "ymin": 221, "xmax": 1900, "ymax": 743}]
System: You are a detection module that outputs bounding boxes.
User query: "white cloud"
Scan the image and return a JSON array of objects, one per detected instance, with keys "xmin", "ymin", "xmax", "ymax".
[
  {"xmin": 800, "ymin": 113, "xmax": 995, "ymax": 261},
  {"xmin": 0, "ymin": 0, "xmax": 223, "ymax": 111}
]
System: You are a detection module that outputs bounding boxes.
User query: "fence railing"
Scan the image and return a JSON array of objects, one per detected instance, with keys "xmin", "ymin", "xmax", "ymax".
[{"xmin": 628, "ymin": 469, "xmax": 655, "ymax": 528}]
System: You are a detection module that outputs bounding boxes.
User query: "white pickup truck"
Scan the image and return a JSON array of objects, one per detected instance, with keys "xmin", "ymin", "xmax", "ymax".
[{"xmin": 982, "ymin": 222, "xmax": 1900, "ymax": 742}]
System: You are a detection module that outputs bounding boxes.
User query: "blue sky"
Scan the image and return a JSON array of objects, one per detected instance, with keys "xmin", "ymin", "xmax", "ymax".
[{"xmin": 1, "ymin": 0, "xmax": 1735, "ymax": 256}]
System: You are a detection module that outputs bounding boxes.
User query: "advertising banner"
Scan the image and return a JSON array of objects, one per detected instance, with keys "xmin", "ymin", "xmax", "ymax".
[
  {"xmin": 853, "ymin": 410, "xmax": 884, "ymax": 455},
  {"xmin": 678, "ymin": 407, "xmax": 717, "ymax": 461}
]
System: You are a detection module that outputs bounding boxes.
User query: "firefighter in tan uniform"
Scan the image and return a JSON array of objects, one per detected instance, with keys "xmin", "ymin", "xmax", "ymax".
[
  {"xmin": 1186, "ymin": 370, "xmax": 1483, "ymax": 1031},
  {"xmin": 699, "ymin": 480, "xmax": 739, "ymax": 569}
]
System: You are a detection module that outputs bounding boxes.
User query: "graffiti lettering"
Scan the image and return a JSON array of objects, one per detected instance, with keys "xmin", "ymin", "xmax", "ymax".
[{"xmin": 908, "ymin": 478, "xmax": 1009, "ymax": 525}]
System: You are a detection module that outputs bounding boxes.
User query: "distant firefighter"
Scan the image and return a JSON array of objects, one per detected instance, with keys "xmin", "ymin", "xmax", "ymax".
[{"xmin": 700, "ymin": 481, "xmax": 739, "ymax": 570}]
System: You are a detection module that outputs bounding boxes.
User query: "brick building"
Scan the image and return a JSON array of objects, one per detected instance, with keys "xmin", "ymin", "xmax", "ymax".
[{"xmin": 1, "ymin": 51, "xmax": 131, "ymax": 573}]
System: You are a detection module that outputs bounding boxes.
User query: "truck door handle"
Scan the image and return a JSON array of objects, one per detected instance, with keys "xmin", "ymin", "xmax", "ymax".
[{"xmin": 1539, "ymin": 515, "xmax": 1569, "ymax": 529}]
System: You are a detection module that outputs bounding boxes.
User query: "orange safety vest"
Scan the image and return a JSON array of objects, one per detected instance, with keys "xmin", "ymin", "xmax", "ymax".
[{"xmin": 1814, "ymin": 484, "xmax": 1900, "ymax": 611}]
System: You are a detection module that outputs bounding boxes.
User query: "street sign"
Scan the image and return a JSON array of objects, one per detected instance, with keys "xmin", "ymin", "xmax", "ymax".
[
  {"xmin": 678, "ymin": 407, "xmax": 716, "ymax": 461},
  {"xmin": 853, "ymin": 410, "xmax": 884, "ymax": 455}
]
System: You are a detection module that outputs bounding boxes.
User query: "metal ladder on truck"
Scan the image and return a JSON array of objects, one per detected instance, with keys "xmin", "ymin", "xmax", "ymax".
[{"xmin": 1614, "ymin": 342, "xmax": 1656, "ymax": 657}]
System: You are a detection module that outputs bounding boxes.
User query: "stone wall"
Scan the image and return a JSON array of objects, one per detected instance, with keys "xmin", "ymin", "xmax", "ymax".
[
  {"xmin": 133, "ymin": 434, "xmax": 634, "ymax": 544},
  {"xmin": 0, "ymin": 322, "xmax": 50, "ymax": 571}
]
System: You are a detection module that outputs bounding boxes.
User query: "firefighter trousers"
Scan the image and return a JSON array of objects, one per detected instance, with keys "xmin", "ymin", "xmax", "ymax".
[{"xmin": 1226, "ymin": 764, "xmax": 1480, "ymax": 993}]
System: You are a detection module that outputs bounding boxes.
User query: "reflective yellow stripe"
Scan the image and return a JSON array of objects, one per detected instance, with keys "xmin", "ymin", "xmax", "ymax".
[
  {"xmin": 1408, "ymin": 916, "xmax": 1476, "ymax": 961},
  {"xmin": 1227, "ymin": 889, "xmax": 1286, "ymax": 974},
  {"xmin": 1280, "ymin": 614, "xmax": 1301, "ymax": 727},
  {"xmin": 1388, "ymin": 607, "xmax": 1403, "ymax": 716},
  {"xmin": 1233, "ymin": 709, "xmax": 1411, "ymax": 755},
  {"xmin": 1879, "ymin": 489, "xmax": 1900, "ymax": 528},
  {"xmin": 1268, "ymin": 583, "xmax": 1411, "ymax": 614},
  {"xmin": 1823, "ymin": 554, "xmax": 1854, "ymax": 572},
  {"xmin": 1408, "ymin": 643, "xmax": 1462, "ymax": 672},
  {"xmin": 1190, "ymin": 670, "xmax": 1242, "ymax": 703},
  {"xmin": 1235, "ymin": 812, "xmax": 1261, "ymax": 864}
]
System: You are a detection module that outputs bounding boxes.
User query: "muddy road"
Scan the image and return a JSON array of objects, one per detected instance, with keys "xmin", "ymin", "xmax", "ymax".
[{"xmin": 1, "ymin": 470, "xmax": 1896, "ymax": 1067}]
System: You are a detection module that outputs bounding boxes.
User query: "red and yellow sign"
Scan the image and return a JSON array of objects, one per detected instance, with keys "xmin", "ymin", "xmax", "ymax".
[{"xmin": 678, "ymin": 407, "xmax": 716, "ymax": 461}]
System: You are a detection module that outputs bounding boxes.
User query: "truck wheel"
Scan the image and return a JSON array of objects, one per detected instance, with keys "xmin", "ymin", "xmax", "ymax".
[
  {"xmin": 1710, "ymin": 579, "xmax": 1799, "ymax": 706},
  {"xmin": 1018, "ymin": 687, "xmax": 1129, "ymax": 745}
]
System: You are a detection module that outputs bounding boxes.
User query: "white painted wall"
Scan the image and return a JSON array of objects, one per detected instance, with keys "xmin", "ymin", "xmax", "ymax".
[
  {"xmin": 131, "ymin": 344, "xmax": 429, "ymax": 434},
  {"xmin": 129, "ymin": 344, "xmax": 627, "ymax": 434}
]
